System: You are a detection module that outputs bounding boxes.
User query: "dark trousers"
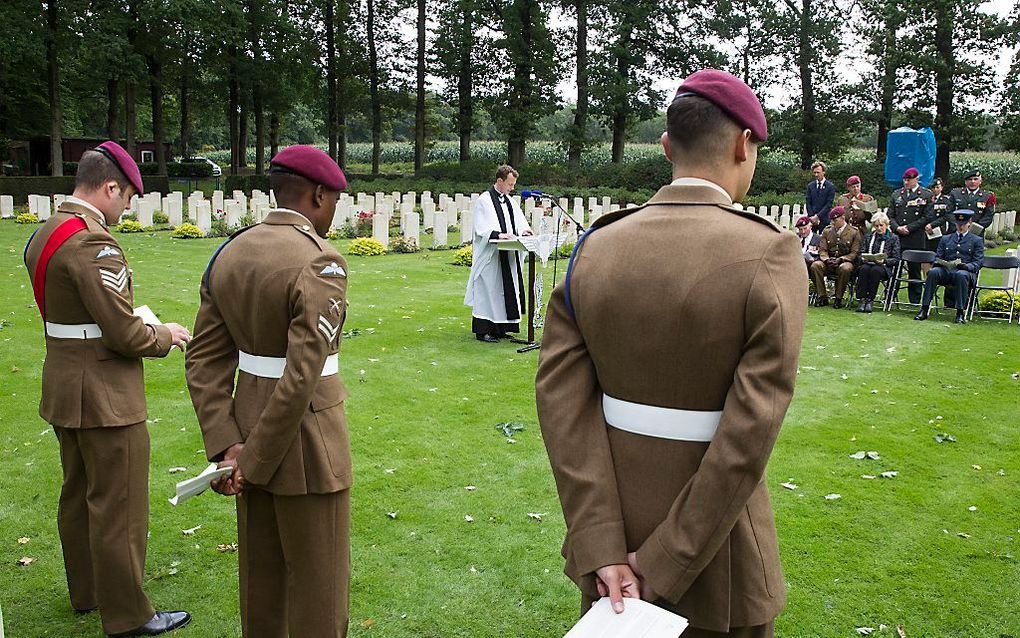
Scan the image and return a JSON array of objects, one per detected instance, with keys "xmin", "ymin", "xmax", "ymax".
[
  {"xmin": 855, "ymin": 263, "xmax": 889, "ymax": 301},
  {"xmin": 238, "ymin": 487, "xmax": 350, "ymax": 638},
  {"xmin": 54, "ymin": 423, "xmax": 155, "ymax": 635},
  {"xmin": 472, "ymin": 316, "xmax": 519, "ymax": 338},
  {"xmin": 922, "ymin": 267, "xmax": 975, "ymax": 309}
]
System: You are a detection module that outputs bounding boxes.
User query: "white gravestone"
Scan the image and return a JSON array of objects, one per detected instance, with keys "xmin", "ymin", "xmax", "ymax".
[
  {"xmin": 372, "ymin": 212, "xmax": 390, "ymax": 249},
  {"xmin": 138, "ymin": 198, "xmax": 155, "ymax": 227},
  {"xmin": 37, "ymin": 195, "xmax": 52, "ymax": 221},
  {"xmin": 403, "ymin": 212, "xmax": 420, "ymax": 243},
  {"xmin": 225, "ymin": 201, "xmax": 244, "ymax": 227},
  {"xmin": 0, "ymin": 195, "xmax": 13, "ymax": 218},
  {"xmin": 432, "ymin": 211, "xmax": 448, "ymax": 248},
  {"xmin": 195, "ymin": 201, "xmax": 212, "ymax": 234},
  {"xmin": 168, "ymin": 197, "xmax": 183, "ymax": 226},
  {"xmin": 460, "ymin": 211, "xmax": 473, "ymax": 245}
]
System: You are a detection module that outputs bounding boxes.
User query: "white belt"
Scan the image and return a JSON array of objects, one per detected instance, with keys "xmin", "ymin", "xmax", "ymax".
[
  {"xmin": 237, "ymin": 351, "xmax": 339, "ymax": 379},
  {"xmin": 45, "ymin": 322, "xmax": 103, "ymax": 339},
  {"xmin": 603, "ymin": 394, "xmax": 721, "ymax": 442}
]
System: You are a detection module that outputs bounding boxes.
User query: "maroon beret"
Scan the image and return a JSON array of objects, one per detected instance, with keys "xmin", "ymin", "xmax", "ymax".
[
  {"xmin": 902, "ymin": 167, "xmax": 919, "ymax": 179},
  {"xmin": 270, "ymin": 145, "xmax": 347, "ymax": 191},
  {"xmin": 829, "ymin": 206, "xmax": 845, "ymax": 219},
  {"xmin": 96, "ymin": 141, "xmax": 143, "ymax": 194},
  {"xmin": 795, "ymin": 215, "xmax": 812, "ymax": 227},
  {"xmin": 675, "ymin": 69, "xmax": 768, "ymax": 141},
  {"xmin": 846, "ymin": 175, "xmax": 860, "ymax": 186}
]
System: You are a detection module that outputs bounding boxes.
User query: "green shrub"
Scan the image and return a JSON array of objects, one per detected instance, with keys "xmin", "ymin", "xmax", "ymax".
[
  {"xmin": 349, "ymin": 237, "xmax": 386, "ymax": 256},
  {"xmin": 117, "ymin": 219, "xmax": 144, "ymax": 233},
  {"xmin": 451, "ymin": 245, "xmax": 472, "ymax": 266},
  {"xmin": 977, "ymin": 290, "xmax": 1019, "ymax": 319},
  {"xmin": 208, "ymin": 217, "xmax": 231, "ymax": 238},
  {"xmin": 336, "ymin": 222, "xmax": 357, "ymax": 239},
  {"xmin": 326, "ymin": 228, "xmax": 343, "ymax": 240},
  {"xmin": 121, "ymin": 213, "xmax": 138, "ymax": 222},
  {"xmin": 171, "ymin": 223, "xmax": 205, "ymax": 239},
  {"xmin": 389, "ymin": 236, "xmax": 420, "ymax": 253},
  {"xmin": 238, "ymin": 214, "xmax": 256, "ymax": 227},
  {"xmin": 985, "ymin": 239, "xmax": 998, "ymax": 249},
  {"xmin": 15, "ymin": 212, "xmax": 38, "ymax": 224},
  {"xmin": 153, "ymin": 211, "xmax": 169, "ymax": 224}
]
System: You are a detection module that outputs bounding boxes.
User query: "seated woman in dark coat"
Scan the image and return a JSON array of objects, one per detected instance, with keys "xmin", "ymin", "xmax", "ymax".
[{"xmin": 855, "ymin": 211, "xmax": 901, "ymax": 313}]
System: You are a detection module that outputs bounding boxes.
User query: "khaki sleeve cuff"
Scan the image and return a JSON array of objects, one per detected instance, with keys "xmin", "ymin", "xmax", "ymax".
[
  {"xmin": 566, "ymin": 520, "xmax": 629, "ymax": 578},
  {"xmin": 635, "ymin": 533, "xmax": 692, "ymax": 605},
  {"xmin": 237, "ymin": 444, "xmax": 275, "ymax": 486},
  {"xmin": 153, "ymin": 324, "xmax": 173, "ymax": 356},
  {"xmin": 204, "ymin": 426, "xmax": 243, "ymax": 463}
]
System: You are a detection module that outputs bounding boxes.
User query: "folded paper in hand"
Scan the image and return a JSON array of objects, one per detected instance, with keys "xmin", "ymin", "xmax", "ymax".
[
  {"xmin": 926, "ymin": 226, "xmax": 943, "ymax": 240},
  {"xmin": 862, "ymin": 253, "xmax": 886, "ymax": 263},
  {"xmin": 169, "ymin": 463, "xmax": 234, "ymax": 506},
  {"xmin": 936, "ymin": 258, "xmax": 962, "ymax": 271},
  {"xmin": 564, "ymin": 598, "xmax": 688, "ymax": 638},
  {"xmin": 133, "ymin": 305, "xmax": 162, "ymax": 325}
]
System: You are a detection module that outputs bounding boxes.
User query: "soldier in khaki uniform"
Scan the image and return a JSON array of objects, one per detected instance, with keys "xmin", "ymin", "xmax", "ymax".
[
  {"xmin": 185, "ymin": 145, "xmax": 353, "ymax": 638},
  {"xmin": 835, "ymin": 175, "xmax": 876, "ymax": 235},
  {"xmin": 809, "ymin": 206, "xmax": 862, "ymax": 308},
  {"xmin": 23, "ymin": 142, "xmax": 192, "ymax": 637},
  {"xmin": 536, "ymin": 70, "xmax": 807, "ymax": 638}
]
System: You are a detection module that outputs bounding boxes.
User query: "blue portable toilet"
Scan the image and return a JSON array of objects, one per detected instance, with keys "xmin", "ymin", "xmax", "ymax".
[{"xmin": 885, "ymin": 127, "xmax": 937, "ymax": 187}]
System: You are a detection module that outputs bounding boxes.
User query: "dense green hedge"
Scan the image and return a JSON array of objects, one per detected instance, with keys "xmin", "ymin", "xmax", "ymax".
[
  {"xmin": 62, "ymin": 161, "xmax": 212, "ymax": 178},
  {"xmin": 0, "ymin": 176, "xmax": 171, "ymax": 204}
]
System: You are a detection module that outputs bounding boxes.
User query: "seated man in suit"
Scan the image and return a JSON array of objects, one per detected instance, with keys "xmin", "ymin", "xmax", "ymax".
[
  {"xmin": 796, "ymin": 215, "xmax": 820, "ymax": 269},
  {"xmin": 809, "ymin": 206, "xmax": 861, "ymax": 308},
  {"xmin": 915, "ymin": 209, "xmax": 985, "ymax": 324}
]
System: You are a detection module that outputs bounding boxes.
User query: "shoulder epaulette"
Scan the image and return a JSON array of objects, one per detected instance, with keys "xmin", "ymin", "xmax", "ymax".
[
  {"xmin": 202, "ymin": 224, "xmax": 257, "ymax": 291},
  {"xmin": 294, "ymin": 224, "xmax": 326, "ymax": 250},
  {"xmin": 722, "ymin": 204, "xmax": 781, "ymax": 232}
]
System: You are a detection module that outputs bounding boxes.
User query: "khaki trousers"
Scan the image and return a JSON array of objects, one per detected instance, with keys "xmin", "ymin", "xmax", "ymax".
[
  {"xmin": 237, "ymin": 487, "xmax": 351, "ymax": 638},
  {"xmin": 54, "ymin": 423, "xmax": 155, "ymax": 635}
]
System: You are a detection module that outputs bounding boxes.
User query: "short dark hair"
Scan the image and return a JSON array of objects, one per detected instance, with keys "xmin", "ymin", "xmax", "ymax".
[
  {"xmin": 495, "ymin": 164, "xmax": 519, "ymax": 181},
  {"xmin": 269, "ymin": 169, "xmax": 316, "ymax": 207},
  {"xmin": 666, "ymin": 95, "xmax": 741, "ymax": 163},
  {"xmin": 75, "ymin": 150, "xmax": 131, "ymax": 193}
]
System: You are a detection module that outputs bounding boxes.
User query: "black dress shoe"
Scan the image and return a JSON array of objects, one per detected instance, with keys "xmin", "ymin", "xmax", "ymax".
[
  {"xmin": 816, "ymin": 296, "xmax": 829, "ymax": 307},
  {"xmin": 107, "ymin": 611, "xmax": 191, "ymax": 637},
  {"xmin": 856, "ymin": 301, "xmax": 867, "ymax": 313},
  {"xmin": 914, "ymin": 307, "xmax": 930, "ymax": 321},
  {"xmin": 864, "ymin": 301, "xmax": 874, "ymax": 313},
  {"xmin": 833, "ymin": 298, "xmax": 844, "ymax": 309},
  {"xmin": 74, "ymin": 606, "xmax": 99, "ymax": 615},
  {"xmin": 955, "ymin": 311, "xmax": 966, "ymax": 324},
  {"xmin": 477, "ymin": 333, "xmax": 499, "ymax": 343}
]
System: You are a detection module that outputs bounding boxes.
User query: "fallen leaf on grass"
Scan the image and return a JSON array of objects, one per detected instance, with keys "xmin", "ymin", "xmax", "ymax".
[
  {"xmin": 464, "ymin": 485, "xmax": 476, "ymax": 491},
  {"xmin": 168, "ymin": 467, "xmax": 188, "ymax": 474},
  {"xmin": 464, "ymin": 515, "xmax": 474, "ymax": 523},
  {"xmin": 861, "ymin": 475, "xmax": 876, "ymax": 480},
  {"xmin": 971, "ymin": 465, "xmax": 981, "ymax": 470},
  {"xmin": 182, "ymin": 525, "xmax": 201, "ymax": 536},
  {"xmin": 934, "ymin": 434, "xmax": 957, "ymax": 443},
  {"xmin": 17, "ymin": 537, "xmax": 30, "ymax": 545},
  {"xmin": 216, "ymin": 543, "xmax": 238, "ymax": 553},
  {"xmin": 968, "ymin": 506, "xmax": 977, "ymax": 512},
  {"xmin": 384, "ymin": 468, "xmax": 395, "ymax": 474},
  {"xmin": 780, "ymin": 482, "xmax": 798, "ymax": 490},
  {"xmin": 957, "ymin": 532, "xmax": 971, "ymax": 539},
  {"xmin": 496, "ymin": 422, "xmax": 526, "ymax": 437},
  {"xmin": 897, "ymin": 626, "xmax": 908, "ymax": 638},
  {"xmin": 527, "ymin": 512, "xmax": 545, "ymax": 522},
  {"xmin": 849, "ymin": 451, "xmax": 880, "ymax": 460},
  {"xmin": 856, "ymin": 628, "xmax": 875, "ymax": 636},
  {"xmin": 361, "ymin": 619, "xmax": 375, "ymax": 628},
  {"xmin": 880, "ymin": 471, "xmax": 898, "ymax": 478},
  {"xmin": 17, "ymin": 556, "xmax": 35, "ymax": 566},
  {"xmin": 386, "ymin": 512, "xmax": 398, "ymax": 520},
  {"xmin": 824, "ymin": 494, "xmax": 842, "ymax": 501}
]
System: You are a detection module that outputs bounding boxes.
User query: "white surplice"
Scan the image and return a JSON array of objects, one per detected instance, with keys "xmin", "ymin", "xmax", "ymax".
[{"xmin": 464, "ymin": 188, "xmax": 532, "ymax": 324}]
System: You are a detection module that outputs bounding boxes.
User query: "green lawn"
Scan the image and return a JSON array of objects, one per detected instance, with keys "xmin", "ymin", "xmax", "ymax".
[{"xmin": 0, "ymin": 220, "xmax": 1018, "ymax": 638}]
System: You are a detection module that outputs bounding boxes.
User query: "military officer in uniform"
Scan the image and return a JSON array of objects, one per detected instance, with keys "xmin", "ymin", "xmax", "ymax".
[
  {"xmin": 537, "ymin": 69, "xmax": 807, "ymax": 638},
  {"xmin": 915, "ymin": 209, "xmax": 984, "ymax": 324},
  {"xmin": 185, "ymin": 145, "xmax": 353, "ymax": 638},
  {"xmin": 835, "ymin": 175, "xmax": 877, "ymax": 235},
  {"xmin": 949, "ymin": 170, "xmax": 995, "ymax": 235},
  {"xmin": 23, "ymin": 142, "xmax": 192, "ymax": 637},
  {"xmin": 809, "ymin": 206, "xmax": 862, "ymax": 308},
  {"xmin": 889, "ymin": 167, "xmax": 935, "ymax": 304},
  {"xmin": 925, "ymin": 177, "xmax": 955, "ymax": 253}
]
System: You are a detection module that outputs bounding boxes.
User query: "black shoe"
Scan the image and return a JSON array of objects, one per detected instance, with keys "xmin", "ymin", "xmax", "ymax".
[
  {"xmin": 74, "ymin": 606, "xmax": 98, "ymax": 615},
  {"xmin": 108, "ymin": 612, "xmax": 191, "ymax": 637},
  {"xmin": 833, "ymin": 298, "xmax": 844, "ymax": 309},
  {"xmin": 865, "ymin": 301, "xmax": 874, "ymax": 313},
  {"xmin": 477, "ymin": 333, "xmax": 499, "ymax": 343},
  {"xmin": 816, "ymin": 296, "xmax": 829, "ymax": 307},
  {"xmin": 914, "ymin": 306, "xmax": 930, "ymax": 321},
  {"xmin": 955, "ymin": 311, "xmax": 966, "ymax": 324},
  {"xmin": 856, "ymin": 301, "xmax": 866, "ymax": 313}
]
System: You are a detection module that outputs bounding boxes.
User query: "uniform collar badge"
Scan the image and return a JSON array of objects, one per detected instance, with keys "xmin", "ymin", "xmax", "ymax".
[{"xmin": 320, "ymin": 262, "xmax": 346, "ymax": 277}]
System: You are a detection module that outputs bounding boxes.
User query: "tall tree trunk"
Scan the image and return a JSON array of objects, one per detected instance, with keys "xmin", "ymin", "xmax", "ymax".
[
  {"xmin": 875, "ymin": 2, "xmax": 897, "ymax": 162},
  {"xmin": 125, "ymin": 82, "xmax": 137, "ymax": 156},
  {"xmin": 270, "ymin": 110, "xmax": 281, "ymax": 159},
  {"xmin": 507, "ymin": 0, "xmax": 533, "ymax": 168},
  {"xmin": 239, "ymin": 96, "xmax": 249, "ymax": 168},
  {"xmin": 457, "ymin": 0, "xmax": 472, "ymax": 162},
  {"xmin": 148, "ymin": 56, "xmax": 166, "ymax": 175},
  {"xmin": 933, "ymin": 3, "xmax": 953, "ymax": 180},
  {"xmin": 228, "ymin": 48, "xmax": 240, "ymax": 175},
  {"xmin": 414, "ymin": 0, "xmax": 426, "ymax": 173},
  {"xmin": 180, "ymin": 54, "xmax": 190, "ymax": 158},
  {"xmin": 367, "ymin": 0, "xmax": 381, "ymax": 174},
  {"xmin": 249, "ymin": 0, "xmax": 265, "ymax": 174},
  {"xmin": 254, "ymin": 88, "xmax": 265, "ymax": 174},
  {"xmin": 796, "ymin": 0, "xmax": 816, "ymax": 169},
  {"xmin": 326, "ymin": 0, "xmax": 338, "ymax": 162},
  {"xmin": 107, "ymin": 78, "xmax": 119, "ymax": 139},
  {"xmin": 0, "ymin": 59, "xmax": 8, "ymax": 139},
  {"xmin": 46, "ymin": 0, "xmax": 63, "ymax": 176},
  {"xmin": 337, "ymin": 0, "xmax": 349, "ymax": 168},
  {"xmin": 567, "ymin": 0, "xmax": 587, "ymax": 171},
  {"xmin": 610, "ymin": 18, "xmax": 632, "ymax": 164}
]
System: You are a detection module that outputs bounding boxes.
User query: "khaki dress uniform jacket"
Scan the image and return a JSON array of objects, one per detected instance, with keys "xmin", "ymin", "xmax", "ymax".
[
  {"xmin": 835, "ymin": 192, "xmax": 876, "ymax": 235},
  {"xmin": 24, "ymin": 201, "xmax": 173, "ymax": 635},
  {"xmin": 536, "ymin": 183, "xmax": 807, "ymax": 634},
  {"xmin": 185, "ymin": 209, "xmax": 353, "ymax": 638},
  {"xmin": 809, "ymin": 223, "xmax": 862, "ymax": 303}
]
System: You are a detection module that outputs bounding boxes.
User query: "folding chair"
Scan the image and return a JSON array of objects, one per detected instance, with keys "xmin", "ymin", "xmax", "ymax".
[
  {"xmin": 885, "ymin": 250, "xmax": 935, "ymax": 312},
  {"xmin": 967, "ymin": 255, "xmax": 1020, "ymax": 323}
]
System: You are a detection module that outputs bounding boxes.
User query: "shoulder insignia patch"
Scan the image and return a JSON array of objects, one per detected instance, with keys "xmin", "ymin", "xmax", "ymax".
[
  {"xmin": 96, "ymin": 246, "xmax": 120, "ymax": 259},
  {"xmin": 320, "ymin": 262, "xmax": 346, "ymax": 277},
  {"xmin": 99, "ymin": 265, "xmax": 128, "ymax": 292},
  {"xmin": 318, "ymin": 314, "xmax": 341, "ymax": 343}
]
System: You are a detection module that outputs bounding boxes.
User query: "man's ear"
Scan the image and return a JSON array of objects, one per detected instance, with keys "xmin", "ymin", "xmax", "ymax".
[
  {"xmin": 313, "ymin": 184, "xmax": 326, "ymax": 209},
  {"xmin": 733, "ymin": 129, "xmax": 751, "ymax": 163},
  {"xmin": 660, "ymin": 131, "xmax": 673, "ymax": 163}
]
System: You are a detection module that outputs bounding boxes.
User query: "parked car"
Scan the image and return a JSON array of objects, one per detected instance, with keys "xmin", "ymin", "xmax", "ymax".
[{"xmin": 180, "ymin": 156, "xmax": 222, "ymax": 177}]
